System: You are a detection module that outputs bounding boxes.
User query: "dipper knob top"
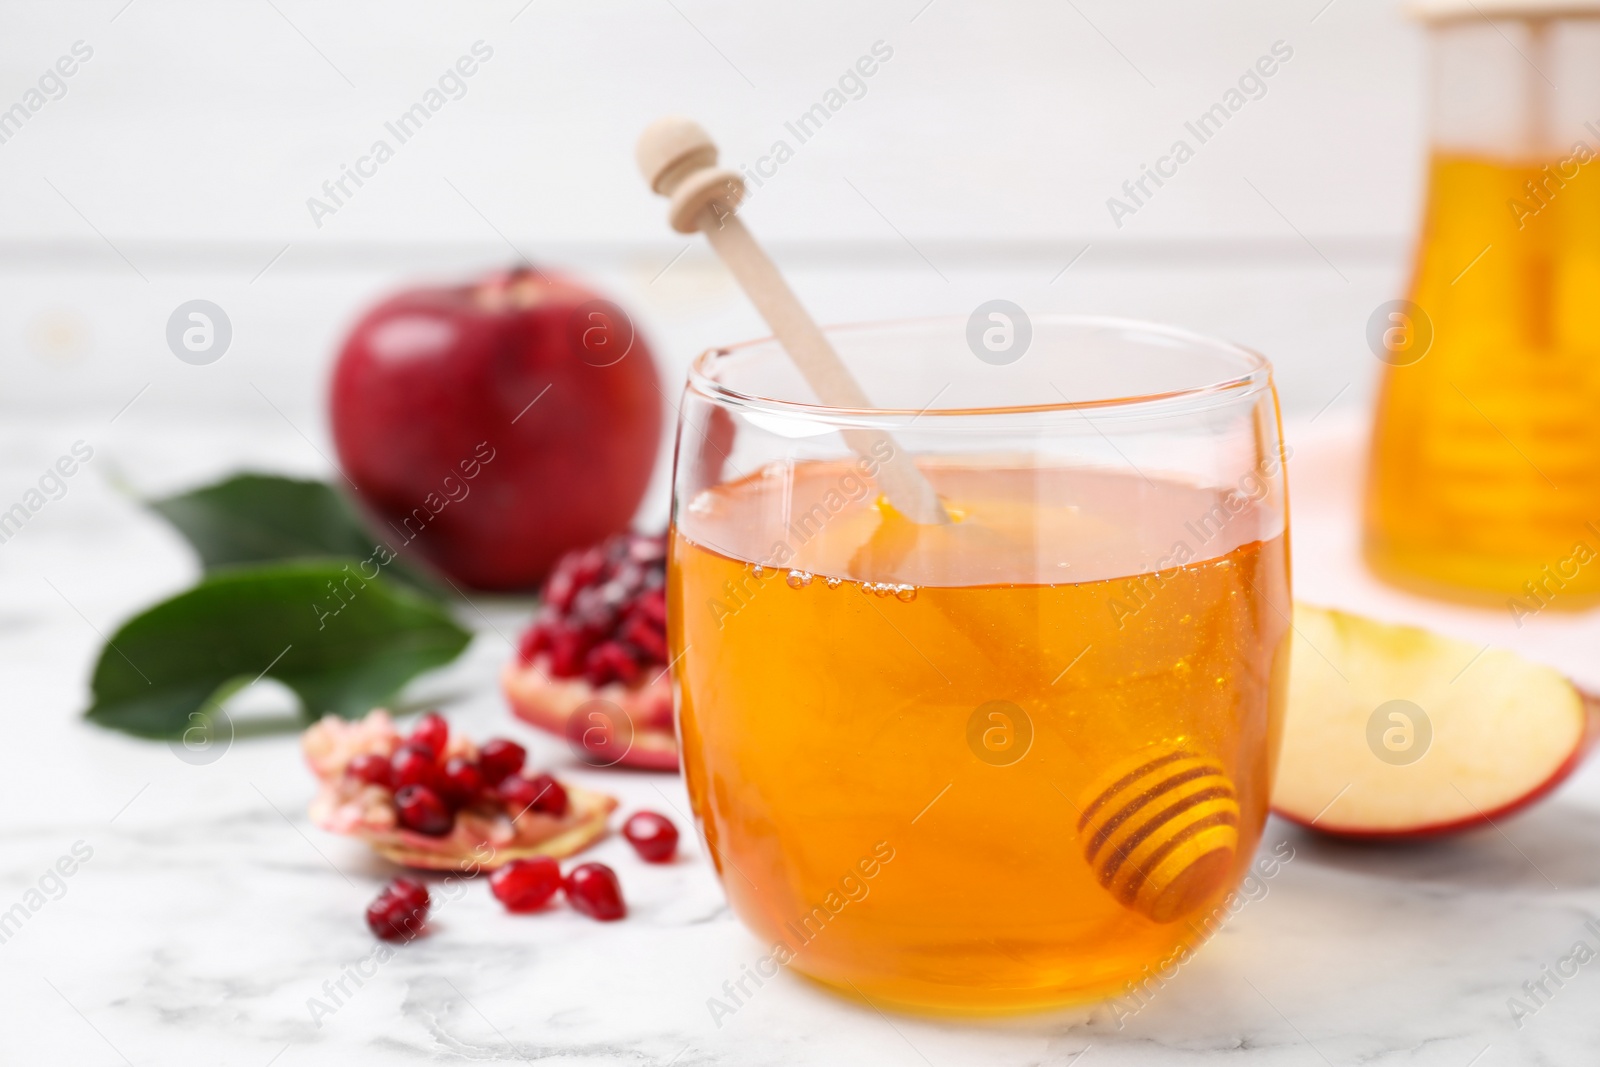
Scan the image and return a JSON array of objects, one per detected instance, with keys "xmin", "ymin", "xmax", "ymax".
[
  {"xmin": 635, "ymin": 116, "xmax": 745, "ymax": 234},
  {"xmin": 636, "ymin": 115, "xmax": 716, "ymax": 193}
]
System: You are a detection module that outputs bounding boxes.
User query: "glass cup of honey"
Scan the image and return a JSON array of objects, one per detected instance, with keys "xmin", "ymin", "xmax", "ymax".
[{"xmin": 668, "ymin": 316, "xmax": 1292, "ymax": 1014}]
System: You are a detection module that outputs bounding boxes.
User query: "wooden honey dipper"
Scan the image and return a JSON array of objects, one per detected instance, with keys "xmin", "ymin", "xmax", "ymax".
[
  {"xmin": 1075, "ymin": 743, "xmax": 1240, "ymax": 924},
  {"xmin": 635, "ymin": 116, "xmax": 950, "ymax": 525}
]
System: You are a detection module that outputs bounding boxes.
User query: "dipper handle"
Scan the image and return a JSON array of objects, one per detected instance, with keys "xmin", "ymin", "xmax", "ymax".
[{"xmin": 636, "ymin": 116, "xmax": 949, "ymax": 526}]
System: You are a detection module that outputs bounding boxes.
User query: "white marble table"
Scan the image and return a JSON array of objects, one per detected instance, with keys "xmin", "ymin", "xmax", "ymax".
[{"xmin": 2, "ymin": 412, "xmax": 1596, "ymax": 1066}]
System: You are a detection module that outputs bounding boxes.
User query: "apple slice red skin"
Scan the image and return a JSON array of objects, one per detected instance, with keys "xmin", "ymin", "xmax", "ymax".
[{"xmin": 1272, "ymin": 691, "xmax": 1600, "ymax": 840}]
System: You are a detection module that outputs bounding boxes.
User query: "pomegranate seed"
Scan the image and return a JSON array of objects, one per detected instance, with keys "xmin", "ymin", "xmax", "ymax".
[
  {"xmin": 623, "ymin": 811, "xmax": 679, "ymax": 863},
  {"xmin": 478, "ymin": 738, "xmax": 526, "ymax": 785},
  {"xmin": 489, "ymin": 857, "xmax": 562, "ymax": 912},
  {"xmin": 366, "ymin": 878, "xmax": 430, "ymax": 941},
  {"xmin": 390, "ymin": 744, "xmax": 440, "ymax": 791},
  {"xmin": 628, "ymin": 535, "xmax": 667, "ymax": 564},
  {"xmin": 570, "ymin": 586, "xmax": 621, "ymax": 635},
  {"xmin": 347, "ymin": 753, "xmax": 393, "ymax": 789},
  {"xmin": 620, "ymin": 613, "xmax": 668, "ymax": 662},
  {"xmin": 584, "ymin": 641, "xmax": 641, "ymax": 687},
  {"xmin": 386, "ymin": 877, "xmax": 430, "ymax": 914},
  {"xmin": 441, "ymin": 757, "xmax": 486, "ymax": 807},
  {"xmin": 545, "ymin": 573, "xmax": 574, "ymax": 611},
  {"xmin": 497, "ymin": 775, "xmax": 539, "ymax": 814},
  {"xmin": 548, "ymin": 628, "xmax": 590, "ymax": 678},
  {"xmin": 518, "ymin": 532, "xmax": 668, "ymax": 680},
  {"xmin": 517, "ymin": 623, "xmax": 551, "ymax": 664},
  {"xmin": 547, "ymin": 548, "xmax": 606, "ymax": 612},
  {"xmin": 564, "ymin": 863, "xmax": 626, "ymax": 921},
  {"xmin": 394, "ymin": 784, "xmax": 453, "ymax": 836},
  {"xmin": 524, "ymin": 772, "xmax": 569, "ymax": 817},
  {"xmin": 636, "ymin": 586, "xmax": 667, "ymax": 623},
  {"xmin": 409, "ymin": 711, "xmax": 449, "ymax": 758},
  {"xmin": 607, "ymin": 562, "xmax": 644, "ymax": 599}
]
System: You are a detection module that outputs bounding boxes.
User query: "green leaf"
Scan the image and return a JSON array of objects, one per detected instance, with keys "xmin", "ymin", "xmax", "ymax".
[
  {"xmin": 150, "ymin": 473, "xmax": 376, "ymax": 568},
  {"xmin": 85, "ymin": 561, "xmax": 473, "ymax": 739},
  {"xmin": 148, "ymin": 472, "xmax": 438, "ymax": 593}
]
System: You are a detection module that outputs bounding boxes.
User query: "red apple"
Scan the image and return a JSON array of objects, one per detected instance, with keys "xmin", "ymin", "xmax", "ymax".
[
  {"xmin": 1272, "ymin": 604, "xmax": 1599, "ymax": 838},
  {"xmin": 329, "ymin": 267, "xmax": 662, "ymax": 590}
]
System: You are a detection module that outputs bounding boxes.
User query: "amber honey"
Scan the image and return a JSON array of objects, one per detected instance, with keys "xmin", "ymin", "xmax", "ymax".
[
  {"xmin": 1366, "ymin": 152, "xmax": 1600, "ymax": 607},
  {"xmin": 669, "ymin": 459, "xmax": 1291, "ymax": 1012}
]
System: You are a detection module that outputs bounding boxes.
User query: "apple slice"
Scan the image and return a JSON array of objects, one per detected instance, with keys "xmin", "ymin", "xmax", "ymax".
[{"xmin": 1273, "ymin": 604, "xmax": 1599, "ymax": 837}]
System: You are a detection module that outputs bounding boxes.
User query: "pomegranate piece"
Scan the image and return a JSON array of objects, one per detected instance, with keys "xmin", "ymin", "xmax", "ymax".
[
  {"xmin": 478, "ymin": 738, "xmax": 526, "ymax": 785},
  {"xmin": 504, "ymin": 532, "xmax": 678, "ymax": 771},
  {"xmin": 564, "ymin": 862, "xmax": 626, "ymax": 921},
  {"xmin": 489, "ymin": 857, "xmax": 562, "ymax": 913},
  {"xmin": 409, "ymin": 711, "xmax": 449, "ymax": 758},
  {"xmin": 622, "ymin": 811, "xmax": 679, "ymax": 863},
  {"xmin": 367, "ymin": 877, "xmax": 431, "ymax": 941},
  {"xmin": 440, "ymin": 758, "xmax": 486, "ymax": 807},
  {"xmin": 347, "ymin": 753, "xmax": 392, "ymax": 789},
  {"xmin": 304, "ymin": 710, "xmax": 619, "ymax": 872},
  {"xmin": 394, "ymin": 784, "xmax": 453, "ymax": 836},
  {"xmin": 390, "ymin": 744, "xmax": 440, "ymax": 792}
]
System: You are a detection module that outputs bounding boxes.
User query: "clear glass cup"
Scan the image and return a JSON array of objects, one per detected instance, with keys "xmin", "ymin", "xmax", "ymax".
[{"xmin": 667, "ymin": 315, "xmax": 1292, "ymax": 1014}]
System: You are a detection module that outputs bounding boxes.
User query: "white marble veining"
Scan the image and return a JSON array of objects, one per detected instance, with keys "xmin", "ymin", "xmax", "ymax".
[{"xmin": 1, "ymin": 413, "xmax": 1597, "ymax": 1066}]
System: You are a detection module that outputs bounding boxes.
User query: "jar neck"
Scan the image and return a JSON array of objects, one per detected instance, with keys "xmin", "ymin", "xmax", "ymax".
[{"xmin": 1429, "ymin": 17, "xmax": 1600, "ymax": 158}]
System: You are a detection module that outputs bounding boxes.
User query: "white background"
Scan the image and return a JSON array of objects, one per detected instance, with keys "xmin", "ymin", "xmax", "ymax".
[{"xmin": 1, "ymin": 0, "xmax": 1423, "ymax": 515}]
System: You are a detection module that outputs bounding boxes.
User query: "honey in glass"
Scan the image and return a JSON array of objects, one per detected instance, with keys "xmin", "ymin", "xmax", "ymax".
[{"xmin": 668, "ymin": 317, "xmax": 1292, "ymax": 1013}]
